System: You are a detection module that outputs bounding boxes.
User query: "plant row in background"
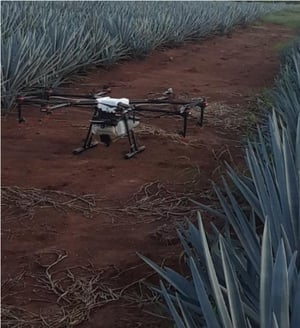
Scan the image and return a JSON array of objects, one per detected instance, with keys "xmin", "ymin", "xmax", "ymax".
[
  {"xmin": 1, "ymin": 1, "xmax": 283, "ymax": 110},
  {"xmin": 142, "ymin": 38, "xmax": 300, "ymax": 327}
]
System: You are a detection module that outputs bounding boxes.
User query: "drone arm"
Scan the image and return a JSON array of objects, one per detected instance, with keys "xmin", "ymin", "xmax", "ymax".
[{"xmin": 130, "ymin": 98, "xmax": 205, "ymax": 106}]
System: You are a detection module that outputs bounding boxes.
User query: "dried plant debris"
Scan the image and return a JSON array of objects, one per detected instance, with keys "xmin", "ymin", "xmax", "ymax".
[
  {"xmin": 102, "ymin": 181, "xmax": 201, "ymax": 223},
  {"xmin": 1, "ymin": 186, "xmax": 100, "ymax": 220},
  {"xmin": 1, "ymin": 250, "xmax": 156, "ymax": 328},
  {"xmin": 205, "ymin": 101, "xmax": 258, "ymax": 131},
  {"xmin": 135, "ymin": 123, "xmax": 205, "ymax": 147},
  {"xmin": 2, "ymin": 180, "xmax": 214, "ymax": 226}
]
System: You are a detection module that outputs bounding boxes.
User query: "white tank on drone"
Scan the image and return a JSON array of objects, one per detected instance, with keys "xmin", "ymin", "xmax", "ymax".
[{"xmin": 92, "ymin": 97, "xmax": 139, "ymax": 137}]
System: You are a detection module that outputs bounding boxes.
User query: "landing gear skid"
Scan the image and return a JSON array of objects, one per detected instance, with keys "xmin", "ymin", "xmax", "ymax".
[
  {"xmin": 73, "ymin": 141, "xmax": 99, "ymax": 154},
  {"xmin": 125, "ymin": 145, "xmax": 146, "ymax": 159}
]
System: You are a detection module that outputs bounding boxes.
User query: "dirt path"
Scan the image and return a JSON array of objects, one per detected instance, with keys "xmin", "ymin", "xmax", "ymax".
[{"xmin": 1, "ymin": 24, "xmax": 295, "ymax": 327}]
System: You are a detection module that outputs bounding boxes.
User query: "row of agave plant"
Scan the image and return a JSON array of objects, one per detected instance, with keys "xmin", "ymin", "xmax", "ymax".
[
  {"xmin": 1, "ymin": 1, "xmax": 284, "ymax": 110},
  {"xmin": 141, "ymin": 38, "xmax": 300, "ymax": 327}
]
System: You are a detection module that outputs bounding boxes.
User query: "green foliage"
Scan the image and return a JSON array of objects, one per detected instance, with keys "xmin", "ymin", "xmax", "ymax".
[
  {"xmin": 261, "ymin": 6, "xmax": 300, "ymax": 29},
  {"xmin": 272, "ymin": 38, "xmax": 300, "ymax": 147},
  {"xmin": 1, "ymin": 1, "xmax": 284, "ymax": 110}
]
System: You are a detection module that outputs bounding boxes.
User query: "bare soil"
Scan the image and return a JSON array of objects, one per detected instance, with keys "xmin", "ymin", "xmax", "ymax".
[{"xmin": 1, "ymin": 24, "xmax": 295, "ymax": 327}]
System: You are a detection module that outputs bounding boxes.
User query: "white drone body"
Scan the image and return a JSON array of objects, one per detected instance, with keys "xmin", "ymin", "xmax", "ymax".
[{"xmin": 92, "ymin": 97, "xmax": 139, "ymax": 138}]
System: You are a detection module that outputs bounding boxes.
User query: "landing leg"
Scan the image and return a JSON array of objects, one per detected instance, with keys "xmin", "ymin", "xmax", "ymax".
[
  {"xmin": 198, "ymin": 107, "xmax": 204, "ymax": 127},
  {"xmin": 73, "ymin": 122, "xmax": 98, "ymax": 154},
  {"xmin": 123, "ymin": 115, "xmax": 145, "ymax": 159},
  {"xmin": 125, "ymin": 131, "xmax": 146, "ymax": 159},
  {"xmin": 17, "ymin": 104, "xmax": 25, "ymax": 123}
]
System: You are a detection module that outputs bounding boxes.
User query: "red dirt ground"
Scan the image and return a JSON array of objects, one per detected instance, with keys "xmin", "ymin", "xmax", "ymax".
[{"xmin": 1, "ymin": 24, "xmax": 295, "ymax": 327}]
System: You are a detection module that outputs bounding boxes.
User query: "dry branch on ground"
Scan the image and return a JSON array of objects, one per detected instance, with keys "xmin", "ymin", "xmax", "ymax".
[
  {"xmin": 1, "ymin": 186, "xmax": 100, "ymax": 220},
  {"xmin": 1, "ymin": 250, "xmax": 161, "ymax": 328}
]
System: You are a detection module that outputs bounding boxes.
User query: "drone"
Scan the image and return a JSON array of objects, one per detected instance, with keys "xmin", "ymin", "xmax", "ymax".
[{"xmin": 15, "ymin": 87, "xmax": 207, "ymax": 159}]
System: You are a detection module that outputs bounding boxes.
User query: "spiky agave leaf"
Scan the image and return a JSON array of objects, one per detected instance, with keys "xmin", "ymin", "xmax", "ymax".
[
  {"xmin": 193, "ymin": 111, "xmax": 300, "ymax": 256},
  {"xmin": 142, "ymin": 215, "xmax": 300, "ymax": 327},
  {"xmin": 219, "ymin": 235, "xmax": 247, "ymax": 328},
  {"xmin": 270, "ymin": 240, "xmax": 289, "ymax": 328}
]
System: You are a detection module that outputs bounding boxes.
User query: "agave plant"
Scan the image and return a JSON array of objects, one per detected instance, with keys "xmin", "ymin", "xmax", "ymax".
[
  {"xmin": 197, "ymin": 110, "xmax": 299, "ymax": 256},
  {"xmin": 271, "ymin": 39, "xmax": 300, "ymax": 146},
  {"xmin": 141, "ymin": 34, "xmax": 300, "ymax": 328},
  {"xmin": 141, "ymin": 214, "xmax": 300, "ymax": 328},
  {"xmin": 1, "ymin": 0, "xmax": 284, "ymax": 111}
]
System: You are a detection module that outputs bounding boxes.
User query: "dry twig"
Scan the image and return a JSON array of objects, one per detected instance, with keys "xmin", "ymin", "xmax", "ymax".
[
  {"xmin": 1, "ymin": 251, "xmax": 156, "ymax": 327},
  {"xmin": 1, "ymin": 186, "xmax": 100, "ymax": 220},
  {"xmin": 100, "ymin": 181, "xmax": 200, "ymax": 224}
]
